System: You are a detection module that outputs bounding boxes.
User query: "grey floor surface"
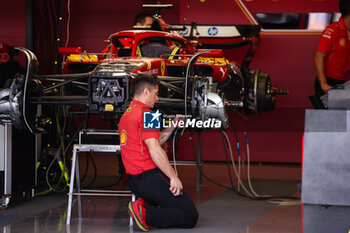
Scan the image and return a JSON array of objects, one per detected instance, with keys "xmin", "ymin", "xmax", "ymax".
[
  {"xmin": 1, "ymin": 191, "xmax": 276, "ymax": 233},
  {"xmin": 0, "ymin": 179, "xmax": 301, "ymax": 233},
  {"xmin": 0, "ymin": 192, "xmax": 67, "ymax": 227}
]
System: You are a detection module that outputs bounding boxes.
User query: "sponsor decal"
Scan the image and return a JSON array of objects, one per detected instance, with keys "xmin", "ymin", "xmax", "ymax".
[
  {"xmin": 322, "ymin": 34, "xmax": 331, "ymax": 39},
  {"xmin": 145, "ymin": 60, "xmax": 151, "ymax": 69},
  {"xmin": 161, "ymin": 61, "xmax": 165, "ymax": 76},
  {"xmin": 339, "ymin": 37, "xmax": 346, "ymax": 47},
  {"xmin": 120, "ymin": 130, "xmax": 127, "ymax": 145},
  {"xmin": 208, "ymin": 26, "xmax": 218, "ymax": 36},
  {"xmin": 179, "ymin": 26, "xmax": 189, "ymax": 36},
  {"xmin": 162, "ymin": 117, "xmax": 221, "ymax": 129},
  {"xmin": 144, "ymin": 68, "xmax": 159, "ymax": 75},
  {"xmin": 105, "ymin": 104, "xmax": 114, "ymax": 112},
  {"xmin": 143, "ymin": 110, "xmax": 162, "ymax": 129},
  {"xmin": 143, "ymin": 112, "xmax": 222, "ymax": 129}
]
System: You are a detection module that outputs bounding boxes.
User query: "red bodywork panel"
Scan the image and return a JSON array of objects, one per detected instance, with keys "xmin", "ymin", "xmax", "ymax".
[
  {"xmin": 107, "ymin": 30, "xmax": 195, "ymax": 56},
  {"xmin": 62, "ymin": 29, "xmax": 231, "ymax": 83},
  {"xmin": 58, "ymin": 47, "xmax": 82, "ymax": 55}
]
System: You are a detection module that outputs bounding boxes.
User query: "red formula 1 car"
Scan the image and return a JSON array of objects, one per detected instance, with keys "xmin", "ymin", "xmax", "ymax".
[
  {"xmin": 0, "ymin": 14, "xmax": 286, "ymax": 134},
  {"xmin": 61, "ymin": 19, "xmax": 285, "ymax": 108}
]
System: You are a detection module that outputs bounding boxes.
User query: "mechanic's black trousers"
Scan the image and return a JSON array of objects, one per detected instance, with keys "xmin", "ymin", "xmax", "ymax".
[{"xmin": 128, "ymin": 168, "xmax": 199, "ymax": 228}]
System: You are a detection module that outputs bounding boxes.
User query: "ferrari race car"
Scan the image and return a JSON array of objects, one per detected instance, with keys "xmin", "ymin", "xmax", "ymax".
[{"xmin": 0, "ymin": 16, "xmax": 287, "ymax": 134}]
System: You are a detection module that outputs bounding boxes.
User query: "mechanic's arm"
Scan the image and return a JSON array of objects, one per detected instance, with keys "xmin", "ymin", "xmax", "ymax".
[
  {"xmin": 144, "ymin": 138, "xmax": 183, "ymax": 196},
  {"xmin": 159, "ymin": 115, "xmax": 184, "ymax": 145},
  {"xmin": 159, "ymin": 127, "xmax": 175, "ymax": 145},
  {"xmin": 315, "ymin": 50, "xmax": 332, "ymax": 93}
]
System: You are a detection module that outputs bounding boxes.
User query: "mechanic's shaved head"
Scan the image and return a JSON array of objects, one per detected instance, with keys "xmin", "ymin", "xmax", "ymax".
[
  {"xmin": 134, "ymin": 12, "xmax": 154, "ymax": 26},
  {"xmin": 340, "ymin": 0, "xmax": 350, "ymax": 18},
  {"xmin": 132, "ymin": 73, "xmax": 160, "ymax": 97}
]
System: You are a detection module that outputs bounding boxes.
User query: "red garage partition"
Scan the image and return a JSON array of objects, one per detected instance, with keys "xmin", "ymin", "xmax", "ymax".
[{"xmin": 0, "ymin": 0, "xmax": 339, "ymax": 163}]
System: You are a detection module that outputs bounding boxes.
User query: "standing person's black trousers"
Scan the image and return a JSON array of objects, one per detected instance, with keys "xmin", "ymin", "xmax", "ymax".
[
  {"xmin": 312, "ymin": 76, "xmax": 345, "ymax": 108},
  {"xmin": 128, "ymin": 168, "xmax": 199, "ymax": 228}
]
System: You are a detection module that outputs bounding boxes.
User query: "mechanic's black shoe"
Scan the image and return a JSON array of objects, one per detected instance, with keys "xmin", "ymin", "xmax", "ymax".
[{"xmin": 128, "ymin": 198, "xmax": 149, "ymax": 232}]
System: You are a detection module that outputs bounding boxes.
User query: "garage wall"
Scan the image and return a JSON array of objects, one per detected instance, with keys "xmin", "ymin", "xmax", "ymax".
[
  {"xmin": 175, "ymin": 0, "xmax": 338, "ymax": 163},
  {"xmin": 63, "ymin": 0, "xmax": 143, "ymax": 52},
  {"xmin": 63, "ymin": 0, "xmax": 181, "ymax": 52},
  {"xmin": 1, "ymin": 0, "xmax": 339, "ymax": 163},
  {"xmin": 0, "ymin": 1, "xmax": 26, "ymax": 47}
]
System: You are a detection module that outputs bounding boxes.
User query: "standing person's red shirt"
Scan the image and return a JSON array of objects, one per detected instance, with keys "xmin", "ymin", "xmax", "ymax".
[
  {"xmin": 317, "ymin": 17, "xmax": 350, "ymax": 80},
  {"xmin": 118, "ymin": 100, "xmax": 159, "ymax": 175}
]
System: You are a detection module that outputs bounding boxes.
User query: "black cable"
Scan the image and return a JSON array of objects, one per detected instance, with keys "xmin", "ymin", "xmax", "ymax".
[
  {"xmin": 81, "ymin": 152, "xmax": 123, "ymax": 189},
  {"xmin": 188, "ymin": 133, "xmax": 239, "ymax": 192},
  {"xmin": 46, "ymin": 0, "xmax": 55, "ymax": 73},
  {"xmin": 80, "ymin": 153, "xmax": 89, "ymax": 183},
  {"xmin": 36, "ymin": 19, "xmax": 42, "ymax": 64},
  {"xmin": 78, "ymin": 119, "xmax": 124, "ymax": 189},
  {"xmin": 51, "ymin": 0, "xmax": 58, "ymax": 29},
  {"xmin": 228, "ymin": 119, "xmax": 300, "ymax": 200},
  {"xmin": 228, "ymin": 118, "xmax": 245, "ymax": 177},
  {"xmin": 83, "ymin": 152, "xmax": 97, "ymax": 189},
  {"xmin": 83, "ymin": 108, "xmax": 90, "ymax": 130},
  {"xmin": 55, "ymin": 120, "xmax": 84, "ymax": 191},
  {"xmin": 39, "ymin": 0, "xmax": 50, "ymax": 70},
  {"xmin": 45, "ymin": 145, "xmax": 67, "ymax": 193},
  {"xmin": 63, "ymin": 119, "xmax": 84, "ymax": 160},
  {"xmin": 228, "ymin": 118, "xmax": 240, "ymax": 145},
  {"xmin": 220, "ymin": 130, "xmax": 235, "ymax": 190},
  {"xmin": 36, "ymin": 112, "xmax": 78, "ymax": 197},
  {"xmin": 188, "ymin": 132, "xmax": 299, "ymax": 201}
]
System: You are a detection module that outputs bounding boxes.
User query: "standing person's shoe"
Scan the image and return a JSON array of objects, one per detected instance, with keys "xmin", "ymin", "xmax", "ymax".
[{"xmin": 128, "ymin": 198, "xmax": 150, "ymax": 232}]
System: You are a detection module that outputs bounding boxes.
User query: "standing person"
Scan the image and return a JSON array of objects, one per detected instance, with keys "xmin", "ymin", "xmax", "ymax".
[
  {"xmin": 100, "ymin": 12, "xmax": 154, "ymax": 57},
  {"xmin": 118, "ymin": 74, "xmax": 198, "ymax": 231},
  {"xmin": 134, "ymin": 12, "xmax": 154, "ymax": 27},
  {"xmin": 313, "ymin": 0, "xmax": 350, "ymax": 108}
]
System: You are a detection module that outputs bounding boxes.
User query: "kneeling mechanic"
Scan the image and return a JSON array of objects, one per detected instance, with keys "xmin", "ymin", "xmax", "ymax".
[{"xmin": 118, "ymin": 73, "xmax": 199, "ymax": 231}]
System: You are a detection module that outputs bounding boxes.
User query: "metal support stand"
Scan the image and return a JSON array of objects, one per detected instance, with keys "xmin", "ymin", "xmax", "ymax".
[
  {"xmin": 66, "ymin": 130, "xmax": 134, "ymax": 226},
  {"xmin": 0, "ymin": 124, "xmax": 12, "ymax": 209},
  {"xmin": 35, "ymin": 105, "xmax": 42, "ymax": 187},
  {"xmin": 66, "ymin": 129, "xmax": 203, "ymax": 225},
  {"xmin": 196, "ymin": 132, "xmax": 202, "ymax": 191}
]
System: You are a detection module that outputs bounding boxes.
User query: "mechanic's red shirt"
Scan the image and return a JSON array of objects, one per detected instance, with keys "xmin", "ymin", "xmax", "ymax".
[
  {"xmin": 317, "ymin": 17, "xmax": 350, "ymax": 80},
  {"xmin": 118, "ymin": 100, "xmax": 159, "ymax": 175}
]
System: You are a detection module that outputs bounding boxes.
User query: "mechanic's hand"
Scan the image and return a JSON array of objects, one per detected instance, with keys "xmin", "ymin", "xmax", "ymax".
[
  {"xmin": 169, "ymin": 176, "xmax": 183, "ymax": 196},
  {"xmin": 321, "ymin": 83, "xmax": 333, "ymax": 93}
]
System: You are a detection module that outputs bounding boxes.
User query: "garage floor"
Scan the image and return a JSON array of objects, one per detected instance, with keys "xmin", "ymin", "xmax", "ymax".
[{"xmin": 1, "ymin": 163, "xmax": 344, "ymax": 233}]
